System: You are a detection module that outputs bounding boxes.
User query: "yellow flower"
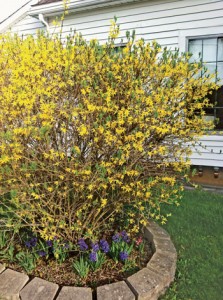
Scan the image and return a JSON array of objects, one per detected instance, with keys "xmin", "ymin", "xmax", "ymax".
[
  {"xmin": 79, "ymin": 125, "xmax": 88, "ymax": 136},
  {"xmin": 101, "ymin": 198, "xmax": 107, "ymax": 207}
]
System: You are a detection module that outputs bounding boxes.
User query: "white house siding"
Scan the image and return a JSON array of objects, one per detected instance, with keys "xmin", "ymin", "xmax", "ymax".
[
  {"xmin": 8, "ymin": 15, "xmax": 44, "ymax": 36},
  {"xmin": 46, "ymin": 0, "xmax": 223, "ymax": 49},
  {"xmin": 9, "ymin": 0, "xmax": 223, "ymax": 167},
  {"xmin": 190, "ymin": 135, "xmax": 223, "ymax": 167}
]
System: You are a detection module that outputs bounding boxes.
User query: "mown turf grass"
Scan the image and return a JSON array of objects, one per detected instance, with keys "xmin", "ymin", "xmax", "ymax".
[{"xmin": 159, "ymin": 189, "xmax": 223, "ymax": 300}]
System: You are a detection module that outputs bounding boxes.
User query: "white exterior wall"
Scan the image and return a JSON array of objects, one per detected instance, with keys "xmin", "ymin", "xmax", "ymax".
[
  {"xmin": 47, "ymin": 0, "xmax": 223, "ymax": 49},
  {"xmin": 9, "ymin": 0, "xmax": 223, "ymax": 167},
  {"xmin": 8, "ymin": 15, "xmax": 44, "ymax": 35}
]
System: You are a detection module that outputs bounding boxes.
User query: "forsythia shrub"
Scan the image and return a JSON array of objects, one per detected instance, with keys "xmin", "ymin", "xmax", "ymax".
[{"xmin": 0, "ymin": 25, "xmax": 218, "ymax": 242}]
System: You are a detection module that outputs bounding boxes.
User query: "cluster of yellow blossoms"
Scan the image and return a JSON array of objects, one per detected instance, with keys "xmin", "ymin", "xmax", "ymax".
[{"xmin": 0, "ymin": 25, "xmax": 218, "ymax": 242}]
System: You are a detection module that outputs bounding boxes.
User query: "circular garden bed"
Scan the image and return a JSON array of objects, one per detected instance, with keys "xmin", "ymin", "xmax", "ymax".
[{"xmin": 0, "ymin": 221, "xmax": 176, "ymax": 300}]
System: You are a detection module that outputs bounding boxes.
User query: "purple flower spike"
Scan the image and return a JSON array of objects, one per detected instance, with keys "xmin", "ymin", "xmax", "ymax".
[
  {"xmin": 119, "ymin": 251, "xmax": 129, "ymax": 261},
  {"xmin": 30, "ymin": 237, "xmax": 37, "ymax": 247},
  {"xmin": 46, "ymin": 240, "xmax": 53, "ymax": 247},
  {"xmin": 99, "ymin": 239, "xmax": 110, "ymax": 253},
  {"xmin": 112, "ymin": 233, "xmax": 120, "ymax": 243},
  {"xmin": 91, "ymin": 242, "xmax": 100, "ymax": 252},
  {"xmin": 89, "ymin": 252, "xmax": 97, "ymax": 262},
  {"xmin": 38, "ymin": 250, "xmax": 46, "ymax": 257},
  {"xmin": 25, "ymin": 241, "xmax": 31, "ymax": 248},
  {"xmin": 120, "ymin": 231, "xmax": 130, "ymax": 243},
  {"xmin": 78, "ymin": 238, "xmax": 88, "ymax": 251},
  {"xmin": 25, "ymin": 237, "xmax": 37, "ymax": 248}
]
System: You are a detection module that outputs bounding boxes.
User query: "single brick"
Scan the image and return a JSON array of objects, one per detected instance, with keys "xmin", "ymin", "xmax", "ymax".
[
  {"xmin": 0, "ymin": 264, "xmax": 5, "ymax": 274},
  {"xmin": 147, "ymin": 252, "xmax": 177, "ymax": 283},
  {"xmin": 20, "ymin": 277, "xmax": 58, "ymax": 300},
  {"xmin": 57, "ymin": 286, "xmax": 92, "ymax": 300},
  {"xmin": 97, "ymin": 281, "xmax": 135, "ymax": 300},
  {"xmin": 153, "ymin": 237, "xmax": 176, "ymax": 254},
  {"xmin": 127, "ymin": 268, "xmax": 163, "ymax": 300},
  {"xmin": 155, "ymin": 246, "xmax": 177, "ymax": 261},
  {"xmin": 0, "ymin": 269, "xmax": 29, "ymax": 300},
  {"xmin": 145, "ymin": 222, "xmax": 170, "ymax": 241}
]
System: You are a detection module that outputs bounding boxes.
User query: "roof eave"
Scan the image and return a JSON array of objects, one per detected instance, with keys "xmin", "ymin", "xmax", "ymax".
[
  {"xmin": 0, "ymin": 0, "xmax": 35, "ymax": 33},
  {"xmin": 29, "ymin": 0, "xmax": 141, "ymax": 17}
]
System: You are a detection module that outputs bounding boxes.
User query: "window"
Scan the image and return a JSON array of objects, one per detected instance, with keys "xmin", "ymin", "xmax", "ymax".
[{"xmin": 188, "ymin": 37, "xmax": 223, "ymax": 129}]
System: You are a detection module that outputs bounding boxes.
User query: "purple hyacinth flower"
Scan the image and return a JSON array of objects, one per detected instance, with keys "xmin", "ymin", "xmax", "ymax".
[
  {"xmin": 78, "ymin": 238, "xmax": 88, "ymax": 251},
  {"xmin": 119, "ymin": 251, "xmax": 129, "ymax": 261},
  {"xmin": 25, "ymin": 241, "xmax": 31, "ymax": 248},
  {"xmin": 89, "ymin": 252, "xmax": 97, "ymax": 262},
  {"xmin": 120, "ymin": 231, "xmax": 130, "ymax": 243},
  {"xmin": 91, "ymin": 242, "xmax": 100, "ymax": 252},
  {"xmin": 38, "ymin": 250, "xmax": 46, "ymax": 257},
  {"xmin": 25, "ymin": 237, "xmax": 37, "ymax": 248},
  {"xmin": 46, "ymin": 240, "xmax": 53, "ymax": 247},
  {"xmin": 30, "ymin": 237, "xmax": 38, "ymax": 247},
  {"xmin": 99, "ymin": 239, "xmax": 110, "ymax": 253},
  {"xmin": 112, "ymin": 233, "xmax": 120, "ymax": 243}
]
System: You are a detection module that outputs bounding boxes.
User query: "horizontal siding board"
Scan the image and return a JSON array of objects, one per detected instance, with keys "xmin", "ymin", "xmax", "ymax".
[
  {"xmin": 11, "ymin": 23, "xmax": 44, "ymax": 33},
  {"xmin": 198, "ymin": 135, "xmax": 223, "ymax": 142},
  {"xmin": 190, "ymin": 158, "xmax": 223, "ymax": 167},
  {"xmin": 11, "ymin": 27, "xmax": 44, "ymax": 35},
  {"xmin": 190, "ymin": 152, "xmax": 223, "ymax": 160},
  {"xmin": 191, "ymin": 146, "xmax": 223, "ymax": 154},
  {"xmin": 12, "ymin": 16, "xmax": 41, "ymax": 27},
  {"xmin": 193, "ymin": 141, "xmax": 223, "ymax": 148}
]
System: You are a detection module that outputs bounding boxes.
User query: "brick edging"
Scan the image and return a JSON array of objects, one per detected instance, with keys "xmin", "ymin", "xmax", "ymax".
[{"xmin": 0, "ymin": 221, "xmax": 177, "ymax": 300}]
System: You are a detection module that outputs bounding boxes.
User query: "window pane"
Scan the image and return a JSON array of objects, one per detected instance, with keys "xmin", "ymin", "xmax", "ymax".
[
  {"xmin": 207, "ymin": 88, "xmax": 223, "ymax": 107},
  {"xmin": 215, "ymin": 108, "xmax": 223, "ymax": 129},
  {"xmin": 188, "ymin": 39, "xmax": 202, "ymax": 62},
  {"xmin": 215, "ymin": 86, "xmax": 223, "ymax": 107},
  {"xmin": 217, "ymin": 62, "xmax": 223, "ymax": 84},
  {"xmin": 203, "ymin": 62, "xmax": 216, "ymax": 82},
  {"xmin": 217, "ymin": 38, "xmax": 223, "ymax": 61},
  {"xmin": 203, "ymin": 38, "xmax": 217, "ymax": 62},
  {"xmin": 205, "ymin": 107, "xmax": 214, "ymax": 116}
]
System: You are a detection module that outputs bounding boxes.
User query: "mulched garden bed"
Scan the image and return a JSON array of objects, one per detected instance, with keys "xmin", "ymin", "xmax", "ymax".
[{"xmin": 4, "ymin": 240, "xmax": 153, "ymax": 288}]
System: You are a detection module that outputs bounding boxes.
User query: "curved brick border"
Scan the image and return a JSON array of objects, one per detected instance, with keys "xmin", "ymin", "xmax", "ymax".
[{"xmin": 0, "ymin": 221, "xmax": 177, "ymax": 300}]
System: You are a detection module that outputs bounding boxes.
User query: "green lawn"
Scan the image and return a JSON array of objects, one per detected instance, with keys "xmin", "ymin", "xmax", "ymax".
[{"xmin": 159, "ymin": 189, "xmax": 223, "ymax": 300}]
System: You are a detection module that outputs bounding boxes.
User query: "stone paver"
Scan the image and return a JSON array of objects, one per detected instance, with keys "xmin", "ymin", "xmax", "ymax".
[
  {"xmin": 144, "ymin": 222, "xmax": 171, "ymax": 252},
  {"xmin": 148, "ymin": 221, "xmax": 169, "ymax": 239},
  {"xmin": 97, "ymin": 281, "xmax": 135, "ymax": 300},
  {"xmin": 153, "ymin": 237, "xmax": 176, "ymax": 254},
  {"xmin": 127, "ymin": 267, "xmax": 163, "ymax": 300},
  {"xmin": 0, "ymin": 263, "xmax": 5, "ymax": 274},
  {"xmin": 56, "ymin": 286, "xmax": 92, "ymax": 300},
  {"xmin": 0, "ymin": 269, "xmax": 29, "ymax": 300},
  {"xmin": 147, "ymin": 252, "xmax": 176, "ymax": 284},
  {"xmin": 20, "ymin": 277, "xmax": 59, "ymax": 300},
  {"xmin": 145, "ymin": 221, "xmax": 170, "ymax": 240}
]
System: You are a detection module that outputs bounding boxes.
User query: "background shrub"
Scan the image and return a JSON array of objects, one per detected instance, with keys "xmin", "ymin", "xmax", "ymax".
[{"xmin": 0, "ymin": 26, "xmax": 218, "ymax": 242}]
